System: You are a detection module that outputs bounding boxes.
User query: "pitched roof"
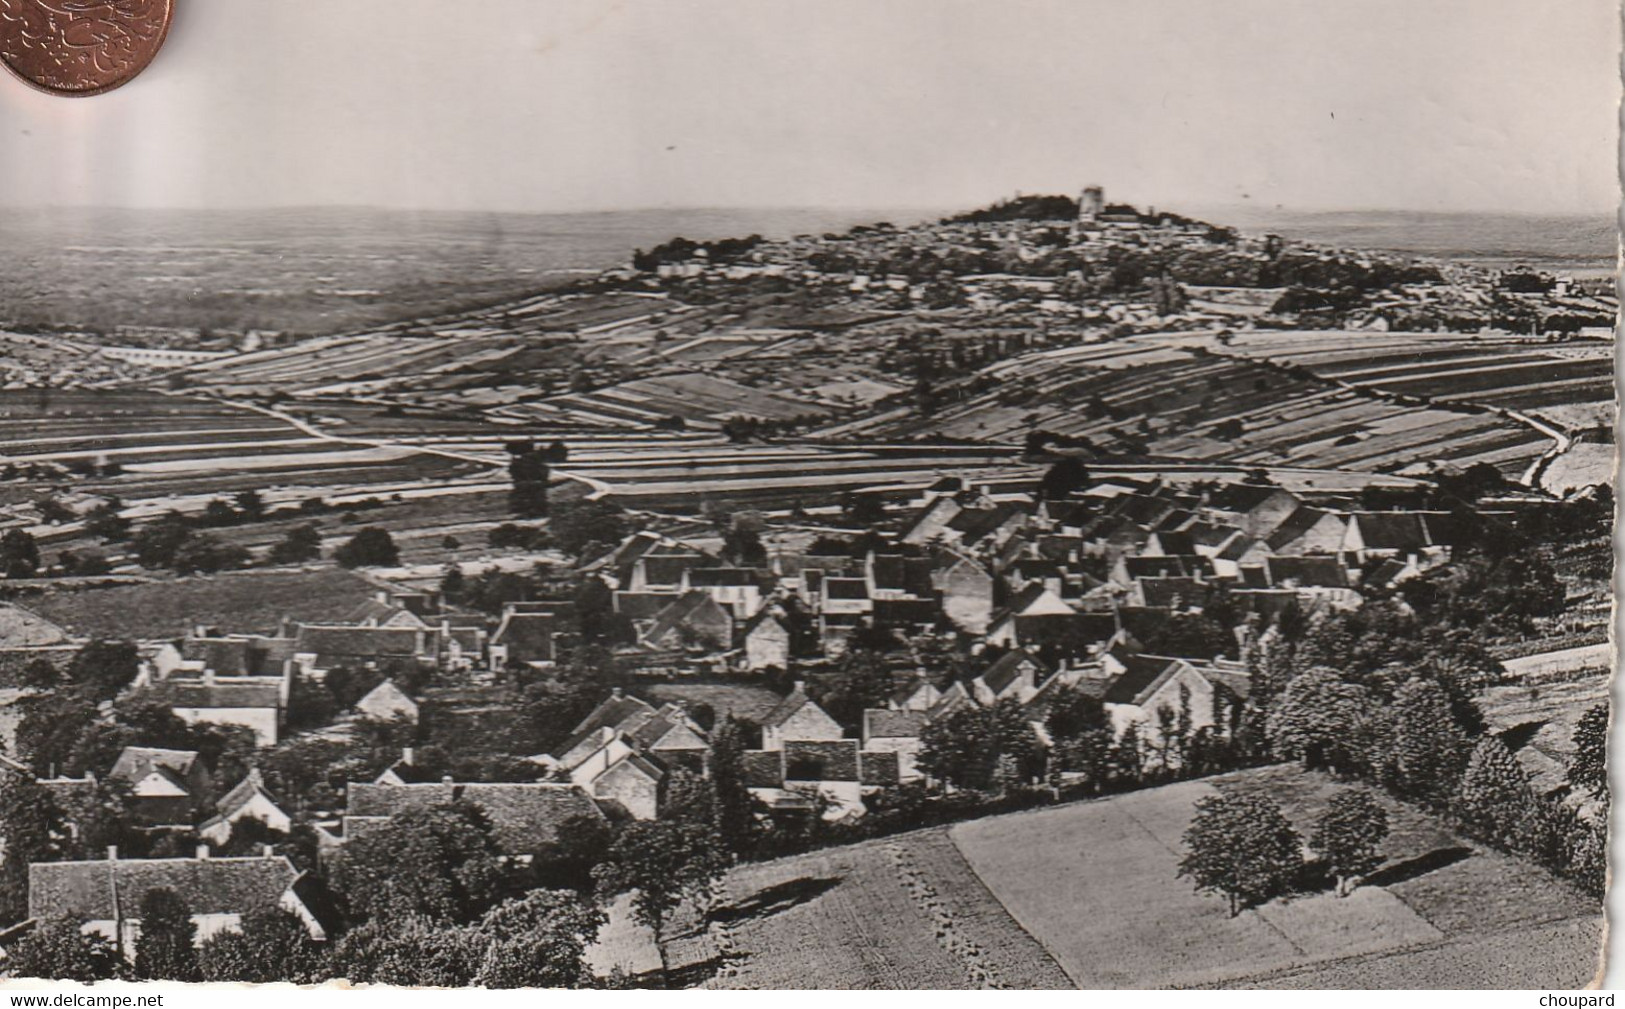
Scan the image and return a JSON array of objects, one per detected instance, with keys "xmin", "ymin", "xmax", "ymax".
[
  {"xmin": 490, "ymin": 612, "xmax": 561, "ymax": 657},
  {"xmin": 863, "ymin": 709, "xmax": 929, "ymax": 740},
  {"xmin": 1264, "ymin": 506, "xmax": 1340, "ymax": 551},
  {"xmin": 109, "ymin": 747, "xmax": 200, "ymax": 786},
  {"xmin": 860, "ymin": 750, "xmax": 900, "ymax": 787},
  {"xmin": 980, "ymin": 649, "xmax": 1046, "ymax": 695},
  {"xmin": 295, "ymin": 625, "xmax": 427, "ymax": 659},
  {"xmin": 354, "ymin": 680, "xmax": 419, "ymax": 720},
  {"xmin": 1150, "ymin": 530, "xmax": 1197, "ymax": 555},
  {"xmin": 1208, "ymin": 483, "xmax": 1292, "ymax": 513},
  {"xmin": 824, "ymin": 577, "xmax": 870, "ymax": 600},
  {"xmin": 615, "ymin": 591, "xmax": 683, "ymax": 621},
  {"xmin": 641, "ymin": 590, "xmax": 731, "ymax": 645},
  {"xmin": 1137, "ymin": 577, "xmax": 1210, "ymax": 609},
  {"xmin": 741, "ymin": 750, "xmax": 785, "ymax": 788},
  {"xmin": 1263, "ymin": 556, "xmax": 1349, "ymax": 588},
  {"xmin": 30, "ymin": 855, "xmax": 298, "ymax": 922},
  {"xmin": 1124, "ymin": 555, "xmax": 1208, "ymax": 580},
  {"xmin": 783, "ymin": 740, "xmax": 860, "ymax": 782},
  {"xmin": 568, "ymin": 691, "xmax": 657, "ymax": 739},
  {"xmin": 345, "ymin": 781, "xmax": 606, "ymax": 853},
  {"xmin": 871, "ymin": 598, "xmax": 939, "ymax": 627},
  {"xmin": 199, "ymin": 770, "xmax": 286, "ymax": 832},
  {"xmin": 344, "ymin": 597, "xmax": 412, "ymax": 626},
  {"xmin": 178, "ymin": 636, "xmax": 295, "ymax": 677},
  {"xmin": 1348, "ymin": 512, "xmax": 1430, "ymax": 551},
  {"xmin": 1103, "ymin": 655, "xmax": 1181, "ymax": 706},
  {"xmin": 760, "ymin": 686, "xmax": 818, "ymax": 728},
  {"xmin": 686, "ymin": 567, "xmax": 762, "ymax": 588},
  {"xmin": 160, "ymin": 679, "xmax": 282, "ymax": 710}
]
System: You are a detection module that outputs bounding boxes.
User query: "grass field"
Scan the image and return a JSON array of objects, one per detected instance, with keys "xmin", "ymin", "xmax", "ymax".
[
  {"xmin": 946, "ymin": 765, "xmax": 1598, "ymax": 988},
  {"xmin": 14, "ymin": 568, "xmax": 383, "ymax": 639},
  {"xmin": 692, "ymin": 828, "xmax": 1071, "ymax": 989}
]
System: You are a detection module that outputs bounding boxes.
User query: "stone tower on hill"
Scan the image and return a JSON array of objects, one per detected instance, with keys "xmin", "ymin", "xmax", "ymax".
[{"xmin": 1078, "ymin": 185, "xmax": 1105, "ymax": 223}]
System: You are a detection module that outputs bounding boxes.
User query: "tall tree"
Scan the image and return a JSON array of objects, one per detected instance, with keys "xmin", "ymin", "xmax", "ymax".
[
  {"xmin": 1309, "ymin": 788, "xmax": 1390, "ymax": 896},
  {"xmin": 334, "ymin": 526, "xmax": 400, "ymax": 569},
  {"xmin": 0, "ymin": 774, "xmax": 63, "ymax": 922},
  {"xmin": 1, "ymin": 528, "xmax": 40, "ymax": 578},
  {"xmin": 331, "ymin": 803, "xmax": 507, "ymax": 924},
  {"xmin": 1567, "ymin": 702, "xmax": 1608, "ymax": 803},
  {"xmin": 5, "ymin": 915, "xmax": 124, "ymax": 982},
  {"xmin": 324, "ymin": 915, "xmax": 480, "ymax": 986},
  {"xmin": 198, "ymin": 906, "xmax": 324, "ymax": 984},
  {"xmin": 593, "ymin": 819, "xmax": 729, "ymax": 975},
  {"xmin": 133, "ymin": 887, "xmax": 201, "ymax": 981},
  {"xmin": 1265, "ymin": 668, "xmax": 1374, "ymax": 776},
  {"xmin": 1456, "ymin": 736, "xmax": 1536, "ymax": 848},
  {"xmin": 1178, "ymin": 791, "xmax": 1302, "ymax": 917},
  {"xmin": 508, "ymin": 447, "xmax": 551, "ymax": 519},
  {"xmin": 468, "ymin": 889, "xmax": 605, "ymax": 989},
  {"xmin": 1385, "ymin": 678, "xmax": 1472, "ymax": 807},
  {"xmin": 708, "ymin": 716, "xmax": 758, "ymax": 854}
]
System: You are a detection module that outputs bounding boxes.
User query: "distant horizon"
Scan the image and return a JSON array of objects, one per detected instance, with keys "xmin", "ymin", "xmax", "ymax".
[{"xmin": 0, "ymin": 199, "xmax": 1613, "ymax": 220}]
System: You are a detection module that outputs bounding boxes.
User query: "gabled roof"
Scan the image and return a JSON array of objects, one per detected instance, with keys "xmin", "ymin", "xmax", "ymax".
[
  {"xmin": 109, "ymin": 747, "xmax": 200, "ymax": 786},
  {"xmin": 686, "ymin": 567, "xmax": 763, "ymax": 588},
  {"xmin": 178, "ymin": 636, "xmax": 295, "ymax": 677},
  {"xmin": 568, "ymin": 691, "xmax": 657, "ymax": 739},
  {"xmin": 354, "ymin": 680, "xmax": 419, "ymax": 721},
  {"xmin": 641, "ymin": 590, "xmax": 731, "ymax": 645},
  {"xmin": 1103, "ymin": 655, "xmax": 1182, "ymax": 706},
  {"xmin": 345, "ymin": 781, "xmax": 606, "ymax": 852},
  {"xmin": 1263, "ymin": 556, "xmax": 1349, "ymax": 588},
  {"xmin": 344, "ymin": 597, "xmax": 415, "ymax": 627},
  {"xmin": 1137, "ymin": 577, "xmax": 1210, "ymax": 609},
  {"xmin": 1348, "ymin": 512, "xmax": 1430, "ymax": 551},
  {"xmin": 783, "ymin": 740, "xmax": 860, "ymax": 782},
  {"xmin": 1123, "ymin": 555, "xmax": 1209, "ymax": 580},
  {"xmin": 199, "ymin": 770, "xmax": 286, "ymax": 832},
  {"xmin": 637, "ymin": 552, "xmax": 709, "ymax": 587},
  {"xmin": 1264, "ymin": 506, "xmax": 1341, "ymax": 551},
  {"xmin": 161, "ymin": 679, "xmax": 282, "ymax": 710},
  {"xmin": 863, "ymin": 709, "xmax": 929, "ymax": 740},
  {"xmin": 947, "ymin": 503, "xmax": 1024, "ymax": 545},
  {"xmin": 490, "ymin": 611, "xmax": 562, "ymax": 656},
  {"xmin": 824, "ymin": 577, "xmax": 871, "ymax": 600},
  {"xmin": 761, "ymin": 685, "xmax": 819, "ymax": 728},
  {"xmin": 871, "ymin": 597, "xmax": 939, "ymax": 627},
  {"xmin": 979, "ymin": 649, "xmax": 1047, "ymax": 695},
  {"xmin": 615, "ymin": 591, "xmax": 683, "ymax": 621},
  {"xmin": 860, "ymin": 750, "xmax": 900, "ymax": 787},
  {"xmin": 30, "ymin": 855, "xmax": 298, "ymax": 922},
  {"xmin": 295, "ymin": 624, "xmax": 427, "ymax": 659},
  {"xmin": 1208, "ymin": 483, "xmax": 1294, "ymax": 513},
  {"xmin": 1150, "ymin": 530, "xmax": 1197, "ymax": 555}
]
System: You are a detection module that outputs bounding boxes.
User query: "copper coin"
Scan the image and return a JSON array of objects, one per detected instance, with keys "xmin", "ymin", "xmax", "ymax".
[{"xmin": 0, "ymin": 0, "xmax": 173, "ymax": 97}]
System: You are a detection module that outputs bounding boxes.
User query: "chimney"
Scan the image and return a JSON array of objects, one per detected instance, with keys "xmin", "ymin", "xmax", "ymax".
[
  {"xmin": 402, "ymin": 746, "xmax": 415, "ymax": 767},
  {"xmin": 793, "ymin": 680, "xmax": 806, "ymax": 694},
  {"xmin": 441, "ymin": 774, "xmax": 454, "ymax": 785},
  {"xmin": 261, "ymin": 844, "xmax": 275, "ymax": 859},
  {"xmin": 611, "ymin": 687, "xmax": 623, "ymax": 699},
  {"xmin": 196, "ymin": 844, "xmax": 210, "ymax": 860},
  {"xmin": 106, "ymin": 845, "xmax": 118, "ymax": 861},
  {"xmin": 203, "ymin": 667, "xmax": 216, "ymax": 686}
]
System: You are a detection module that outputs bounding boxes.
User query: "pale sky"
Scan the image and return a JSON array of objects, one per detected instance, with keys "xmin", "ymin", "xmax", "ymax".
[{"xmin": 0, "ymin": 0, "xmax": 1617, "ymax": 214}]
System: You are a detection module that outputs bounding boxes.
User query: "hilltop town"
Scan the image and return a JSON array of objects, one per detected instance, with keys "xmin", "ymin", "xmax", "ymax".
[{"xmin": 0, "ymin": 192, "xmax": 1610, "ymax": 987}]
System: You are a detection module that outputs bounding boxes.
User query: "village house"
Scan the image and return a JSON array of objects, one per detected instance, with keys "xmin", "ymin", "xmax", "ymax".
[
  {"xmin": 1101, "ymin": 655, "xmax": 1251, "ymax": 762},
  {"xmin": 198, "ymin": 769, "xmax": 292, "ymax": 845},
  {"xmin": 29, "ymin": 847, "xmax": 336, "ymax": 955},
  {"xmin": 108, "ymin": 746, "xmax": 212, "ymax": 827},
  {"xmin": 291, "ymin": 624, "xmax": 438, "ymax": 680},
  {"xmin": 342, "ymin": 780, "xmax": 606, "ymax": 859},
  {"xmin": 353, "ymin": 679, "xmax": 420, "ymax": 724},
  {"xmin": 971, "ymin": 649, "xmax": 1049, "ymax": 706},
  {"xmin": 638, "ymin": 590, "xmax": 734, "ymax": 650},
  {"xmin": 760, "ymin": 682, "xmax": 844, "ymax": 751},
  {"xmin": 159, "ymin": 672, "xmax": 285, "ymax": 747},
  {"xmin": 861, "ymin": 709, "xmax": 929, "ymax": 781}
]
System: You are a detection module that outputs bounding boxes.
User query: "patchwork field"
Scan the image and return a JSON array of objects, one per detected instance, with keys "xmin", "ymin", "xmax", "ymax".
[
  {"xmin": 820, "ymin": 336, "xmax": 1557, "ymax": 479},
  {"xmin": 1480, "ymin": 665, "xmax": 1610, "ymax": 802}
]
